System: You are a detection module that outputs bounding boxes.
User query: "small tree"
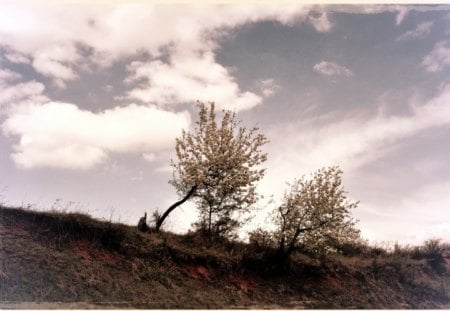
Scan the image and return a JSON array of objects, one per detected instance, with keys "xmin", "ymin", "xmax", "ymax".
[
  {"xmin": 249, "ymin": 228, "xmax": 276, "ymax": 249},
  {"xmin": 274, "ymin": 166, "xmax": 360, "ymax": 260},
  {"xmin": 170, "ymin": 102, "xmax": 268, "ymax": 239}
]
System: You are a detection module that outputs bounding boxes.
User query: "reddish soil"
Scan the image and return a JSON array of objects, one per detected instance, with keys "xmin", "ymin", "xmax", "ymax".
[
  {"xmin": 72, "ymin": 240, "xmax": 122, "ymax": 265},
  {"xmin": 183, "ymin": 264, "xmax": 212, "ymax": 280},
  {"xmin": 230, "ymin": 274, "xmax": 255, "ymax": 293}
]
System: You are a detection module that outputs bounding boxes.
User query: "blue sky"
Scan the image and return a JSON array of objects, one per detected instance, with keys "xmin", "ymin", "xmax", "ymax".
[{"xmin": 1, "ymin": 3, "xmax": 449, "ymax": 245}]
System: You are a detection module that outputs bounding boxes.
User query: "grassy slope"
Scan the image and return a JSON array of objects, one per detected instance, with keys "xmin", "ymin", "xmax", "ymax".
[{"xmin": 0, "ymin": 205, "xmax": 449, "ymax": 309}]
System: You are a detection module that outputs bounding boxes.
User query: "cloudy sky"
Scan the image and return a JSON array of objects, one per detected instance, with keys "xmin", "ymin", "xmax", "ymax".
[{"xmin": 1, "ymin": 2, "xmax": 449, "ymax": 245}]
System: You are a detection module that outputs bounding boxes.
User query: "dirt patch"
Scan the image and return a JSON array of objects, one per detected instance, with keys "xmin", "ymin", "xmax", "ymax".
[
  {"xmin": 230, "ymin": 275, "xmax": 255, "ymax": 293},
  {"xmin": 72, "ymin": 240, "xmax": 122, "ymax": 265},
  {"xmin": 183, "ymin": 264, "xmax": 212, "ymax": 280},
  {"xmin": 325, "ymin": 276, "xmax": 343, "ymax": 290}
]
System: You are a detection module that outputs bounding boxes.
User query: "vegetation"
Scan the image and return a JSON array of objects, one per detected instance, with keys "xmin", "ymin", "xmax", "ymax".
[
  {"xmin": 273, "ymin": 166, "xmax": 360, "ymax": 260},
  {"xmin": 1, "ymin": 205, "xmax": 449, "ymax": 308},
  {"xmin": 170, "ymin": 102, "xmax": 268, "ymax": 239},
  {"xmin": 168, "ymin": 103, "xmax": 358, "ymax": 258}
]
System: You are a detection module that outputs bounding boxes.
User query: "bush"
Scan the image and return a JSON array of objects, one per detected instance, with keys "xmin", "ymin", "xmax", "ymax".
[
  {"xmin": 421, "ymin": 239, "xmax": 447, "ymax": 274},
  {"xmin": 248, "ymin": 228, "xmax": 276, "ymax": 249},
  {"xmin": 334, "ymin": 240, "xmax": 371, "ymax": 257},
  {"xmin": 423, "ymin": 239, "xmax": 445, "ymax": 258},
  {"xmin": 392, "ymin": 242, "xmax": 415, "ymax": 258}
]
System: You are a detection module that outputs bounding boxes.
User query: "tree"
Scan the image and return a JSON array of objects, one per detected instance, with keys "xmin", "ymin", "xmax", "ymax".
[
  {"xmin": 170, "ymin": 102, "xmax": 268, "ymax": 239},
  {"xmin": 155, "ymin": 185, "xmax": 197, "ymax": 232},
  {"xmin": 274, "ymin": 166, "xmax": 360, "ymax": 259}
]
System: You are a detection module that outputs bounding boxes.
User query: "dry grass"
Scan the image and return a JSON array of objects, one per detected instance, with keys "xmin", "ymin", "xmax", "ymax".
[{"xmin": 1, "ymin": 205, "xmax": 449, "ymax": 308}]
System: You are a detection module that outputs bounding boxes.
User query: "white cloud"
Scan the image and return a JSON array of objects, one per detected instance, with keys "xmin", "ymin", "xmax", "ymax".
[
  {"xmin": 4, "ymin": 52, "xmax": 31, "ymax": 64},
  {"xmin": 125, "ymin": 51, "xmax": 262, "ymax": 111},
  {"xmin": 357, "ymin": 182, "xmax": 450, "ymax": 244},
  {"xmin": 103, "ymin": 84, "xmax": 114, "ymax": 93},
  {"xmin": 249, "ymin": 85, "xmax": 450, "ymax": 244},
  {"xmin": 397, "ymin": 21, "xmax": 433, "ymax": 41},
  {"xmin": 0, "ymin": 80, "xmax": 47, "ymax": 106},
  {"xmin": 1, "ymin": 4, "xmax": 445, "ymax": 110},
  {"xmin": 1, "ymin": 4, "xmax": 447, "ymax": 70},
  {"xmin": 313, "ymin": 61, "xmax": 353, "ymax": 77},
  {"xmin": 32, "ymin": 44, "xmax": 81, "ymax": 87},
  {"xmin": 307, "ymin": 11, "xmax": 332, "ymax": 32},
  {"xmin": 395, "ymin": 6, "xmax": 410, "ymax": 25},
  {"xmin": 327, "ymin": 5, "xmax": 450, "ymax": 26},
  {"xmin": 2, "ymin": 102, "xmax": 190, "ymax": 169},
  {"xmin": 0, "ymin": 3, "xmax": 318, "ymax": 111},
  {"xmin": 422, "ymin": 41, "xmax": 450, "ymax": 72},
  {"xmin": 142, "ymin": 153, "xmax": 156, "ymax": 162},
  {"xmin": 0, "ymin": 3, "xmax": 309, "ymax": 90},
  {"xmin": 0, "ymin": 68, "xmax": 22, "ymax": 83},
  {"xmin": 0, "ymin": 3, "xmax": 321, "ymax": 169},
  {"xmin": 259, "ymin": 78, "xmax": 279, "ymax": 97},
  {"xmin": 259, "ymin": 84, "xmax": 450, "ymax": 202},
  {"xmin": 0, "ymin": 3, "xmax": 321, "ymax": 170}
]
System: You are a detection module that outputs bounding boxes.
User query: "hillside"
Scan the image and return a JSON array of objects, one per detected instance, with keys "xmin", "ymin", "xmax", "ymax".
[{"xmin": 1, "ymin": 205, "xmax": 449, "ymax": 309}]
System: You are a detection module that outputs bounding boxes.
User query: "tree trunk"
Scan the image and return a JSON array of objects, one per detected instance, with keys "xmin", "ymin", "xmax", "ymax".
[
  {"xmin": 208, "ymin": 207, "xmax": 212, "ymax": 238},
  {"xmin": 155, "ymin": 185, "xmax": 197, "ymax": 232},
  {"xmin": 279, "ymin": 227, "xmax": 304, "ymax": 262}
]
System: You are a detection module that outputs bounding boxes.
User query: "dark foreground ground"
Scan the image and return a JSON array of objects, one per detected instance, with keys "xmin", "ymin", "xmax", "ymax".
[{"xmin": 1, "ymin": 205, "xmax": 449, "ymax": 309}]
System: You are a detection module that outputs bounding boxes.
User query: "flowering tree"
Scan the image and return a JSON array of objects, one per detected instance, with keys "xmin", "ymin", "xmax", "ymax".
[
  {"xmin": 274, "ymin": 166, "xmax": 360, "ymax": 258},
  {"xmin": 170, "ymin": 102, "xmax": 268, "ymax": 239}
]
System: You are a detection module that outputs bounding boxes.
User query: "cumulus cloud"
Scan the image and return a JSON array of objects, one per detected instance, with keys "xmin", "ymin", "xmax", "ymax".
[
  {"xmin": 32, "ymin": 44, "xmax": 81, "ymax": 88},
  {"xmin": 4, "ymin": 52, "xmax": 31, "ymax": 64},
  {"xmin": 422, "ymin": 41, "xmax": 450, "ymax": 72},
  {"xmin": 0, "ymin": 3, "xmax": 317, "ymax": 169},
  {"xmin": 1, "ymin": 4, "xmax": 445, "ymax": 109},
  {"xmin": 0, "ymin": 3, "xmax": 312, "ymax": 109},
  {"xmin": 0, "ymin": 68, "xmax": 22, "ymax": 83},
  {"xmin": 0, "ymin": 80, "xmax": 47, "ymax": 107},
  {"xmin": 2, "ymin": 102, "xmax": 190, "ymax": 169},
  {"xmin": 124, "ymin": 51, "xmax": 262, "ymax": 111},
  {"xmin": 397, "ymin": 21, "xmax": 433, "ymax": 41},
  {"xmin": 313, "ymin": 61, "xmax": 353, "ymax": 77}
]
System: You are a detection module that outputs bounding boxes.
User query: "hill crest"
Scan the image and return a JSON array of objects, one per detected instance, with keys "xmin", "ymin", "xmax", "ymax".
[{"xmin": 1, "ymin": 205, "xmax": 449, "ymax": 309}]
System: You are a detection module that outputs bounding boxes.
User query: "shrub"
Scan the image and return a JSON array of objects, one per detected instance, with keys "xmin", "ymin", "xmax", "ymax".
[
  {"xmin": 248, "ymin": 228, "xmax": 276, "ymax": 249},
  {"xmin": 422, "ymin": 239, "xmax": 447, "ymax": 274}
]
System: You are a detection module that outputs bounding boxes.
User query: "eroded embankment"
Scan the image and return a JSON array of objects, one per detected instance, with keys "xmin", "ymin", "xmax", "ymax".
[{"xmin": 1, "ymin": 206, "xmax": 449, "ymax": 308}]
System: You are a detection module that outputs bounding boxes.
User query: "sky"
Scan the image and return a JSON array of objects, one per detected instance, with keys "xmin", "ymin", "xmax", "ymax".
[{"xmin": 1, "ymin": 2, "xmax": 450, "ymax": 245}]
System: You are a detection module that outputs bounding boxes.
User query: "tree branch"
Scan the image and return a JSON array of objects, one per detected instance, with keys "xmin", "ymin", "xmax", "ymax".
[{"xmin": 155, "ymin": 184, "xmax": 197, "ymax": 232}]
